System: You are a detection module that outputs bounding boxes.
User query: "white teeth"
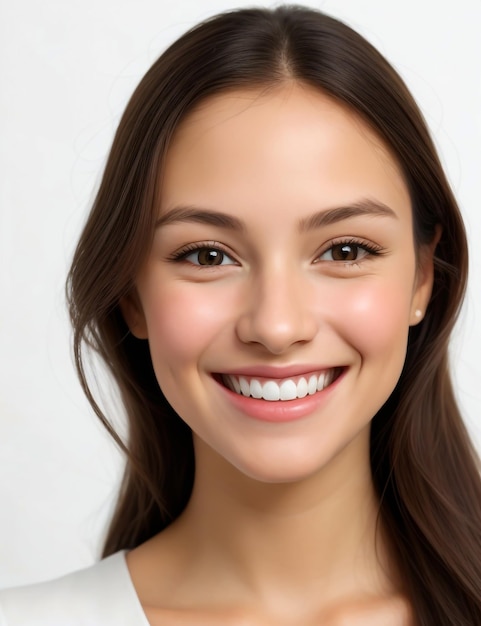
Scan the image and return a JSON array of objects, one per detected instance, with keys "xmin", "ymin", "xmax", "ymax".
[
  {"xmin": 262, "ymin": 381, "xmax": 280, "ymax": 401},
  {"xmin": 317, "ymin": 372, "xmax": 326, "ymax": 391},
  {"xmin": 280, "ymin": 379, "xmax": 297, "ymax": 401},
  {"xmin": 239, "ymin": 377, "xmax": 250, "ymax": 396},
  {"xmin": 224, "ymin": 369, "xmax": 338, "ymax": 401},
  {"xmin": 232, "ymin": 377, "xmax": 241, "ymax": 394},
  {"xmin": 297, "ymin": 377, "xmax": 308, "ymax": 398},
  {"xmin": 250, "ymin": 379, "xmax": 263, "ymax": 399},
  {"xmin": 308, "ymin": 375, "xmax": 318, "ymax": 395},
  {"xmin": 324, "ymin": 370, "xmax": 333, "ymax": 388}
]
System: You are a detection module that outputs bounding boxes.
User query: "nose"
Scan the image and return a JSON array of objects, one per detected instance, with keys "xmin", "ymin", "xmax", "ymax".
[{"xmin": 235, "ymin": 265, "xmax": 319, "ymax": 355}]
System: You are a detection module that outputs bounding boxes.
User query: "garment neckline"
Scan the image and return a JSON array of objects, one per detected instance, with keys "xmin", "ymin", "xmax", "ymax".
[{"xmin": 116, "ymin": 550, "xmax": 151, "ymax": 626}]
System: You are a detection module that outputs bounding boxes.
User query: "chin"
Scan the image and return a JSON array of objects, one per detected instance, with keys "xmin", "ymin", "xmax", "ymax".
[{"xmin": 224, "ymin": 442, "xmax": 355, "ymax": 486}]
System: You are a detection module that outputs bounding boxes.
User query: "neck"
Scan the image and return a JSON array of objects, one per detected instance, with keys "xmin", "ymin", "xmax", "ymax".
[{"xmin": 170, "ymin": 433, "xmax": 398, "ymax": 606}]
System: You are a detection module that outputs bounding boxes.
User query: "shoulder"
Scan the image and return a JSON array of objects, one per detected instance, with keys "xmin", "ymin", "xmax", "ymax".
[{"xmin": 0, "ymin": 551, "xmax": 148, "ymax": 626}]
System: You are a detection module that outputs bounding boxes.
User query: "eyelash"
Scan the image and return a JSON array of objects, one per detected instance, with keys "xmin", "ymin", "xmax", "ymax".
[
  {"xmin": 168, "ymin": 238, "xmax": 384, "ymax": 267},
  {"xmin": 168, "ymin": 241, "xmax": 237, "ymax": 266},
  {"xmin": 315, "ymin": 237, "xmax": 384, "ymax": 264}
]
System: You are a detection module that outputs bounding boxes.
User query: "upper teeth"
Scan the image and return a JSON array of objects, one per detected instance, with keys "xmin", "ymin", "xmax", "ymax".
[{"xmin": 223, "ymin": 370, "xmax": 335, "ymax": 401}]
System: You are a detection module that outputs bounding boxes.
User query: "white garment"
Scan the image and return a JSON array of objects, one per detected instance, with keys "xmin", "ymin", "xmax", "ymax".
[{"xmin": 0, "ymin": 551, "xmax": 150, "ymax": 625}]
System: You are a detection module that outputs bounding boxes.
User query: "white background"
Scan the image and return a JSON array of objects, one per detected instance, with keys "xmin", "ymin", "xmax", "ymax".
[{"xmin": 1, "ymin": 0, "xmax": 480, "ymax": 587}]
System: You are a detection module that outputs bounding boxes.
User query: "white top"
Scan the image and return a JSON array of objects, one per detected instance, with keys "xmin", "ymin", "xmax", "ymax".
[{"xmin": 0, "ymin": 551, "xmax": 150, "ymax": 625}]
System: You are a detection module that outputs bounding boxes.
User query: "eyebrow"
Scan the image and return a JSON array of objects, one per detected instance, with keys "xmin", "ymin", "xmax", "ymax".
[
  {"xmin": 298, "ymin": 199, "xmax": 398, "ymax": 231},
  {"xmin": 155, "ymin": 206, "xmax": 245, "ymax": 231},
  {"xmin": 155, "ymin": 199, "xmax": 398, "ymax": 231}
]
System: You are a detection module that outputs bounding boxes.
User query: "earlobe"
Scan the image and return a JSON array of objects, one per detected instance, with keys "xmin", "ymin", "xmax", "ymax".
[
  {"xmin": 410, "ymin": 307, "xmax": 425, "ymax": 326},
  {"xmin": 410, "ymin": 226, "xmax": 441, "ymax": 326},
  {"xmin": 410, "ymin": 306, "xmax": 426, "ymax": 327},
  {"xmin": 119, "ymin": 291, "xmax": 148, "ymax": 339}
]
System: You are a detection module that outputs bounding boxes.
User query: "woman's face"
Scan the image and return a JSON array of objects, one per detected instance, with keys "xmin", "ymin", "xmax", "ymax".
[{"xmin": 125, "ymin": 84, "xmax": 433, "ymax": 483}]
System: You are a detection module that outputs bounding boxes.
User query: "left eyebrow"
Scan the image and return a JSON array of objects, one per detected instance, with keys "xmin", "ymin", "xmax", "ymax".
[
  {"xmin": 299, "ymin": 199, "xmax": 398, "ymax": 231},
  {"xmin": 155, "ymin": 205, "xmax": 245, "ymax": 231}
]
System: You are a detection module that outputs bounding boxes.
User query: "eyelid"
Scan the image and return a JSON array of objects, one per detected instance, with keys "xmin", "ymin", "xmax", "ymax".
[
  {"xmin": 314, "ymin": 237, "xmax": 385, "ymax": 263},
  {"xmin": 168, "ymin": 241, "xmax": 239, "ymax": 265}
]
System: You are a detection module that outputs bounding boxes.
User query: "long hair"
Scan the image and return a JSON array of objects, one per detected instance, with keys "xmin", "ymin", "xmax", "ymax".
[{"xmin": 66, "ymin": 6, "xmax": 481, "ymax": 623}]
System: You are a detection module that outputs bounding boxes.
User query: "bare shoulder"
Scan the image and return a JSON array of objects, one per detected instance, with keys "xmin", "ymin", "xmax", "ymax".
[{"xmin": 323, "ymin": 595, "xmax": 413, "ymax": 626}]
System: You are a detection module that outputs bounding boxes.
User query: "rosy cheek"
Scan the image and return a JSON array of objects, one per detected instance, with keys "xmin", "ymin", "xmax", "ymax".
[
  {"xmin": 143, "ymin": 282, "xmax": 234, "ymax": 368},
  {"xmin": 330, "ymin": 280, "xmax": 412, "ymax": 357}
]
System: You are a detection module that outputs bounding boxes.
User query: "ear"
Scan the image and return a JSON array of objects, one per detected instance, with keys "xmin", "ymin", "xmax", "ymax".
[
  {"xmin": 409, "ymin": 226, "xmax": 441, "ymax": 326},
  {"xmin": 119, "ymin": 290, "xmax": 148, "ymax": 339}
]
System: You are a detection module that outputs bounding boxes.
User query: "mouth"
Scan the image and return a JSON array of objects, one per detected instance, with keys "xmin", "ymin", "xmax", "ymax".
[{"xmin": 217, "ymin": 368, "xmax": 344, "ymax": 402}]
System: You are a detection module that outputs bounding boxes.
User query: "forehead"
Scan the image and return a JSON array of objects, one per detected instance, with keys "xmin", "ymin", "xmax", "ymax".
[{"xmin": 159, "ymin": 83, "xmax": 410, "ymax": 220}]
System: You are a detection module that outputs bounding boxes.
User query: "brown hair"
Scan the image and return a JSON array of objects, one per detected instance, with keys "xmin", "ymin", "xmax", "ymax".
[{"xmin": 66, "ymin": 6, "xmax": 481, "ymax": 623}]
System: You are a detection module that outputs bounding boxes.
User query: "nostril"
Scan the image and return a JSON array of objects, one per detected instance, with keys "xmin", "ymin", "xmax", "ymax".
[{"xmin": 234, "ymin": 283, "xmax": 319, "ymax": 353}]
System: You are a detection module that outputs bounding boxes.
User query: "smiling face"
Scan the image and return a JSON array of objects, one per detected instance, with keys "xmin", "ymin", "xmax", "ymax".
[{"xmin": 122, "ymin": 84, "xmax": 434, "ymax": 484}]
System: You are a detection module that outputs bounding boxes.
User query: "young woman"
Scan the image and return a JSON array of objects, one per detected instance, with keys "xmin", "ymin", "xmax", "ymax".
[{"xmin": 1, "ymin": 5, "xmax": 480, "ymax": 625}]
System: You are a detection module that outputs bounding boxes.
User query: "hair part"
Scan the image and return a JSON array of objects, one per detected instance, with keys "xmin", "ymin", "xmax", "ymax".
[{"xmin": 66, "ymin": 6, "xmax": 481, "ymax": 623}]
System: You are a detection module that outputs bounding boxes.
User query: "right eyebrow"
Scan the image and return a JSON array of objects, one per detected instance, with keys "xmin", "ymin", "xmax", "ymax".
[
  {"xmin": 155, "ymin": 205, "xmax": 245, "ymax": 231},
  {"xmin": 298, "ymin": 199, "xmax": 398, "ymax": 231}
]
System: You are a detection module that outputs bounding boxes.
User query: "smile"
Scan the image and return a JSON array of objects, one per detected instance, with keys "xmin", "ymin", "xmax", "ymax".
[{"xmin": 221, "ymin": 368, "xmax": 342, "ymax": 402}]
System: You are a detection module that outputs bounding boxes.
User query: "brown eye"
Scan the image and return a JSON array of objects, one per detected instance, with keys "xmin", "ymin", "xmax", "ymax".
[
  {"xmin": 197, "ymin": 249, "xmax": 224, "ymax": 265},
  {"xmin": 183, "ymin": 247, "xmax": 236, "ymax": 266},
  {"xmin": 330, "ymin": 243, "xmax": 359, "ymax": 261},
  {"xmin": 317, "ymin": 241, "xmax": 376, "ymax": 263}
]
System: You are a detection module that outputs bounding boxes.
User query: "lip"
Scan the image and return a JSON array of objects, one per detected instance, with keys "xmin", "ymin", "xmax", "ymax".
[
  {"xmin": 219, "ymin": 364, "xmax": 338, "ymax": 379},
  {"xmin": 213, "ymin": 366, "xmax": 346, "ymax": 423}
]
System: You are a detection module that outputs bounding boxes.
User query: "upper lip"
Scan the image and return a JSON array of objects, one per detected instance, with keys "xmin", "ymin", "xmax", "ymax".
[{"xmin": 216, "ymin": 364, "xmax": 341, "ymax": 379}]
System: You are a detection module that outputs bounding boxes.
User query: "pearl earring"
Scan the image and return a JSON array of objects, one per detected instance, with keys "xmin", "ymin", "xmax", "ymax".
[{"xmin": 415, "ymin": 309, "xmax": 422, "ymax": 319}]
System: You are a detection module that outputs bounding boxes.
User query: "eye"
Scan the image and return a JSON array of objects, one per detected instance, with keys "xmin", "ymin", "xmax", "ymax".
[
  {"xmin": 186, "ymin": 248, "xmax": 234, "ymax": 266},
  {"xmin": 180, "ymin": 246, "xmax": 237, "ymax": 266},
  {"xmin": 317, "ymin": 240, "xmax": 381, "ymax": 263},
  {"xmin": 320, "ymin": 243, "xmax": 366, "ymax": 262}
]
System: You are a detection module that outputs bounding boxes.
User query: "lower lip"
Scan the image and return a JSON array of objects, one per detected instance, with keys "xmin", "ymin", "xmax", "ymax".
[{"xmin": 214, "ymin": 370, "xmax": 345, "ymax": 423}]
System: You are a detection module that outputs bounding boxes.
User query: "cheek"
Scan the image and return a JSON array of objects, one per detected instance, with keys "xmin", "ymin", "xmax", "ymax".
[
  {"xmin": 141, "ymin": 280, "xmax": 234, "ymax": 369},
  {"xmin": 330, "ymin": 277, "xmax": 413, "ymax": 362}
]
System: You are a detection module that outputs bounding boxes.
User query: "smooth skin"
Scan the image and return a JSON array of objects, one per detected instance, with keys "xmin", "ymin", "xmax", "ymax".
[{"xmin": 122, "ymin": 83, "xmax": 434, "ymax": 624}]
